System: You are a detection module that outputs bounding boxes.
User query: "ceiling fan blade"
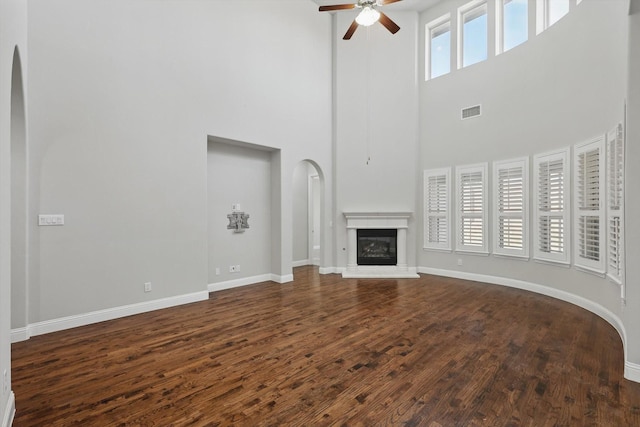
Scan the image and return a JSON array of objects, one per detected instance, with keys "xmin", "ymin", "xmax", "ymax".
[
  {"xmin": 379, "ymin": 0, "xmax": 403, "ymax": 5},
  {"xmin": 319, "ymin": 4, "xmax": 356, "ymax": 12},
  {"xmin": 343, "ymin": 20, "xmax": 359, "ymax": 40},
  {"xmin": 378, "ymin": 11, "xmax": 400, "ymax": 34}
]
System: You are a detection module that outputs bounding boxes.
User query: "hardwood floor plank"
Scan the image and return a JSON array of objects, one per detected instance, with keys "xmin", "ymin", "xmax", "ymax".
[{"xmin": 12, "ymin": 266, "xmax": 640, "ymax": 426}]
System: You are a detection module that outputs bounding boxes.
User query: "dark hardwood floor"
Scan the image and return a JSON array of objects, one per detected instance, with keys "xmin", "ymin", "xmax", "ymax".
[{"xmin": 11, "ymin": 266, "xmax": 640, "ymax": 426}]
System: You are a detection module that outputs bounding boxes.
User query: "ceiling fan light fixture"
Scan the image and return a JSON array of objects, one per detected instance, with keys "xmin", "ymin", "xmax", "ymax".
[{"xmin": 355, "ymin": 6, "xmax": 380, "ymax": 26}]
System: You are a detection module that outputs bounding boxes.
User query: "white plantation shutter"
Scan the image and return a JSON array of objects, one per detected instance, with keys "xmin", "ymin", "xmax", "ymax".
[
  {"xmin": 534, "ymin": 149, "xmax": 570, "ymax": 264},
  {"xmin": 606, "ymin": 123, "xmax": 624, "ymax": 285},
  {"xmin": 493, "ymin": 158, "xmax": 528, "ymax": 258},
  {"xmin": 574, "ymin": 137, "xmax": 605, "ymax": 275},
  {"xmin": 424, "ymin": 168, "xmax": 452, "ymax": 251},
  {"xmin": 456, "ymin": 163, "xmax": 488, "ymax": 254}
]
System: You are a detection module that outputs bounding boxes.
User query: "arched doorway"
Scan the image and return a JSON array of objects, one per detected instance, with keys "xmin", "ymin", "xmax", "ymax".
[
  {"xmin": 292, "ymin": 160, "xmax": 324, "ymax": 268},
  {"xmin": 11, "ymin": 47, "xmax": 28, "ymax": 337}
]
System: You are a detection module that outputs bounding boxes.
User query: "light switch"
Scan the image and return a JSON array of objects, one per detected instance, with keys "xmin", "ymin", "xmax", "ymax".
[{"xmin": 38, "ymin": 214, "xmax": 65, "ymax": 226}]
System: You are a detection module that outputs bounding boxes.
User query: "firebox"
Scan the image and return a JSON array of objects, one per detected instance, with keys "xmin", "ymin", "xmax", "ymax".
[{"xmin": 357, "ymin": 229, "xmax": 397, "ymax": 266}]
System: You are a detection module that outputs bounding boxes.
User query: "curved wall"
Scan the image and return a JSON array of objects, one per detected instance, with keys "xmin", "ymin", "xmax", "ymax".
[{"xmin": 418, "ymin": 0, "xmax": 636, "ymax": 378}]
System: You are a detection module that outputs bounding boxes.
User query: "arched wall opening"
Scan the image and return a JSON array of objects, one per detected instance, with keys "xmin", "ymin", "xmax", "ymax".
[
  {"xmin": 292, "ymin": 160, "xmax": 325, "ymax": 269},
  {"xmin": 11, "ymin": 46, "xmax": 28, "ymax": 336}
]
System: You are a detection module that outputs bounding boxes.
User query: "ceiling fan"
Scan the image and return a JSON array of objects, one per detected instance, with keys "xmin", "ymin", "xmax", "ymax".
[{"xmin": 319, "ymin": 0, "xmax": 402, "ymax": 40}]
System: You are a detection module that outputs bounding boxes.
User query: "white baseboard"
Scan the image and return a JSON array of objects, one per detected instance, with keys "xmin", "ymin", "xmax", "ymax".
[
  {"xmin": 10, "ymin": 327, "xmax": 29, "ymax": 343},
  {"xmin": 273, "ymin": 274, "xmax": 294, "ymax": 284},
  {"xmin": 625, "ymin": 362, "xmax": 640, "ymax": 383},
  {"xmin": 418, "ymin": 266, "xmax": 636, "ymax": 382},
  {"xmin": 2, "ymin": 391, "xmax": 15, "ymax": 427},
  {"xmin": 208, "ymin": 273, "xmax": 294, "ymax": 293},
  {"xmin": 17, "ymin": 291, "xmax": 209, "ymax": 340},
  {"xmin": 319, "ymin": 266, "xmax": 339, "ymax": 275},
  {"xmin": 292, "ymin": 259, "xmax": 310, "ymax": 267}
]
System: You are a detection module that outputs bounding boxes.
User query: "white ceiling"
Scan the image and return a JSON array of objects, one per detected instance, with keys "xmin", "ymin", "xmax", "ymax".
[{"xmin": 311, "ymin": 0, "xmax": 442, "ymax": 13}]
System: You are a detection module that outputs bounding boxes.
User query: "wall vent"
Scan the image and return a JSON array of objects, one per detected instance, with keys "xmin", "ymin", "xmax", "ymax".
[{"xmin": 461, "ymin": 104, "xmax": 481, "ymax": 120}]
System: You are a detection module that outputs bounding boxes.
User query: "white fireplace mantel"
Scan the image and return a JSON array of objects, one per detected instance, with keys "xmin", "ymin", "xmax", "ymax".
[{"xmin": 343, "ymin": 212, "xmax": 419, "ymax": 279}]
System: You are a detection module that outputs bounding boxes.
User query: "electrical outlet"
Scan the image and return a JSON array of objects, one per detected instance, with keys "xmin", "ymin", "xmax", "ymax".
[
  {"xmin": 229, "ymin": 265, "xmax": 236, "ymax": 273},
  {"xmin": 457, "ymin": 259, "xmax": 463, "ymax": 266},
  {"xmin": 235, "ymin": 265, "xmax": 241, "ymax": 272},
  {"xmin": 215, "ymin": 267, "xmax": 220, "ymax": 275},
  {"xmin": 144, "ymin": 282, "xmax": 152, "ymax": 292},
  {"xmin": 3, "ymin": 369, "xmax": 8, "ymax": 393}
]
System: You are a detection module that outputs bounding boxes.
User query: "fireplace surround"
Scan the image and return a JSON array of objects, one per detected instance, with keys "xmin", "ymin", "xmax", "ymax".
[{"xmin": 343, "ymin": 212, "xmax": 419, "ymax": 278}]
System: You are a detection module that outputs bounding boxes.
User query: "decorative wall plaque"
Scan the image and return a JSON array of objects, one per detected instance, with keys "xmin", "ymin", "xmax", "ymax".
[{"xmin": 227, "ymin": 212, "xmax": 250, "ymax": 233}]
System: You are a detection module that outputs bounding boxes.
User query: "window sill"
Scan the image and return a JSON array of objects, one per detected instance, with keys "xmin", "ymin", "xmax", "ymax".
[
  {"xmin": 423, "ymin": 247, "xmax": 453, "ymax": 253},
  {"xmin": 533, "ymin": 258, "xmax": 571, "ymax": 268},
  {"xmin": 455, "ymin": 250, "xmax": 490, "ymax": 257},
  {"xmin": 575, "ymin": 265, "xmax": 606, "ymax": 278},
  {"xmin": 493, "ymin": 253, "xmax": 530, "ymax": 261}
]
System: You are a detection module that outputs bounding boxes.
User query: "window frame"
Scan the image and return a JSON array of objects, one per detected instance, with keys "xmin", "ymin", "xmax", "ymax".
[
  {"xmin": 496, "ymin": 0, "xmax": 529, "ymax": 54},
  {"xmin": 536, "ymin": 0, "xmax": 570, "ymax": 34},
  {"xmin": 455, "ymin": 162, "xmax": 489, "ymax": 255},
  {"xmin": 423, "ymin": 167, "xmax": 452, "ymax": 251},
  {"xmin": 457, "ymin": 0, "xmax": 489, "ymax": 69},
  {"xmin": 492, "ymin": 157, "xmax": 529, "ymax": 259},
  {"xmin": 606, "ymin": 123, "xmax": 624, "ymax": 286},
  {"xmin": 426, "ymin": 13, "xmax": 452, "ymax": 81},
  {"xmin": 573, "ymin": 135, "xmax": 606, "ymax": 276},
  {"xmin": 533, "ymin": 147, "xmax": 571, "ymax": 265}
]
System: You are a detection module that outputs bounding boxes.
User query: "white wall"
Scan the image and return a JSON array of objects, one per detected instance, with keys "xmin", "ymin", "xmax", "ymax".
[
  {"xmin": 419, "ymin": 0, "xmax": 635, "ymax": 370},
  {"xmin": 625, "ymin": 0, "xmax": 640, "ymax": 368},
  {"xmin": 24, "ymin": 0, "xmax": 333, "ymax": 327},
  {"xmin": 334, "ymin": 11, "xmax": 420, "ymax": 269},
  {"xmin": 207, "ymin": 140, "xmax": 273, "ymax": 283},
  {"xmin": 1, "ymin": 0, "xmax": 27, "ymax": 421}
]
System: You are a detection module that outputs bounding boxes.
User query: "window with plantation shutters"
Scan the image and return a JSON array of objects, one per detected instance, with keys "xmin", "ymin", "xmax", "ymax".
[
  {"xmin": 533, "ymin": 148, "xmax": 570, "ymax": 265},
  {"xmin": 456, "ymin": 163, "xmax": 488, "ymax": 254},
  {"xmin": 424, "ymin": 168, "xmax": 452, "ymax": 251},
  {"xmin": 606, "ymin": 123, "xmax": 624, "ymax": 285},
  {"xmin": 574, "ymin": 136, "xmax": 605, "ymax": 275},
  {"xmin": 493, "ymin": 158, "xmax": 528, "ymax": 258}
]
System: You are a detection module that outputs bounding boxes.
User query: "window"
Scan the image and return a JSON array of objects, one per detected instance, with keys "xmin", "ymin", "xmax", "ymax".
[
  {"xmin": 606, "ymin": 123, "xmax": 624, "ymax": 285},
  {"xmin": 533, "ymin": 148, "xmax": 570, "ymax": 264},
  {"xmin": 493, "ymin": 157, "xmax": 528, "ymax": 258},
  {"xmin": 427, "ymin": 15, "xmax": 451, "ymax": 80},
  {"xmin": 537, "ymin": 0, "xmax": 569, "ymax": 33},
  {"xmin": 497, "ymin": 0, "xmax": 528, "ymax": 53},
  {"xmin": 424, "ymin": 168, "xmax": 452, "ymax": 251},
  {"xmin": 456, "ymin": 163, "xmax": 488, "ymax": 254},
  {"xmin": 458, "ymin": 0, "xmax": 488, "ymax": 68},
  {"xmin": 574, "ymin": 136, "xmax": 605, "ymax": 275}
]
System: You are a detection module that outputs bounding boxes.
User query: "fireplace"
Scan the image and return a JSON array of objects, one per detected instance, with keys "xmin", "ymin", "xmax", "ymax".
[
  {"xmin": 343, "ymin": 212, "xmax": 418, "ymax": 279},
  {"xmin": 357, "ymin": 229, "xmax": 397, "ymax": 265}
]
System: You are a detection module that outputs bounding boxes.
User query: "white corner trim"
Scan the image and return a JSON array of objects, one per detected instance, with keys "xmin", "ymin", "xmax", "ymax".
[
  {"xmin": 10, "ymin": 327, "xmax": 29, "ymax": 343},
  {"xmin": 2, "ymin": 391, "xmax": 15, "ymax": 427},
  {"xmin": 272, "ymin": 274, "xmax": 294, "ymax": 284},
  {"xmin": 418, "ymin": 266, "xmax": 634, "ymax": 382},
  {"xmin": 319, "ymin": 266, "xmax": 339, "ymax": 275},
  {"xmin": 26, "ymin": 291, "xmax": 209, "ymax": 338}
]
